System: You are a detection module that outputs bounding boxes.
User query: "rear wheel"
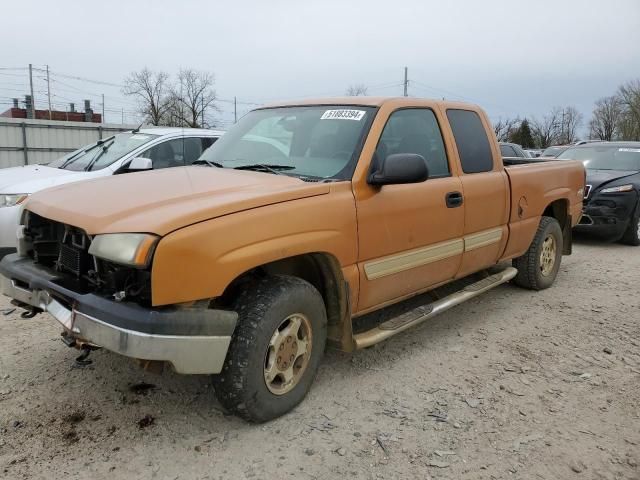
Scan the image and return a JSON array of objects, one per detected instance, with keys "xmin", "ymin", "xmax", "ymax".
[
  {"xmin": 512, "ymin": 216, "xmax": 563, "ymax": 290},
  {"xmin": 620, "ymin": 203, "xmax": 640, "ymax": 246},
  {"xmin": 213, "ymin": 275, "xmax": 327, "ymax": 422}
]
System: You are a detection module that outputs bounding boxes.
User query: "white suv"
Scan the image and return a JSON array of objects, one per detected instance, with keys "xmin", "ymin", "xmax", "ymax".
[{"xmin": 0, "ymin": 127, "xmax": 223, "ymax": 257}]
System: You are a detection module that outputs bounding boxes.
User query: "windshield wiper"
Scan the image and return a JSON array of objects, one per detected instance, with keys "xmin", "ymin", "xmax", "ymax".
[
  {"xmin": 86, "ymin": 137, "xmax": 116, "ymax": 171},
  {"xmin": 234, "ymin": 164, "xmax": 295, "ymax": 175},
  {"xmin": 59, "ymin": 136, "xmax": 116, "ymax": 169},
  {"xmin": 192, "ymin": 159, "xmax": 224, "ymax": 168}
]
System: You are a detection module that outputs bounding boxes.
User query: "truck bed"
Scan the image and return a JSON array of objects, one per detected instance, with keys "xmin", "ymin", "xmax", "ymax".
[{"xmin": 502, "ymin": 156, "xmax": 555, "ymax": 166}]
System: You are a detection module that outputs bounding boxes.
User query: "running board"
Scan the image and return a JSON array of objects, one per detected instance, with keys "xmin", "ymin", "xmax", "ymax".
[{"xmin": 353, "ymin": 266, "xmax": 518, "ymax": 349}]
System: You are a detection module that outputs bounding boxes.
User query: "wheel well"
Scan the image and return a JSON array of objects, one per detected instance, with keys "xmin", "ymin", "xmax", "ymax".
[
  {"xmin": 219, "ymin": 253, "xmax": 353, "ymax": 350},
  {"xmin": 542, "ymin": 198, "xmax": 571, "ymax": 254},
  {"xmin": 543, "ymin": 199, "xmax": 568, "ymax": 230}
]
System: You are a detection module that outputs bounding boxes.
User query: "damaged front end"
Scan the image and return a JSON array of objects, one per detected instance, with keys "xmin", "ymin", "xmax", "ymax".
[
  {"xmin": 22, "ymin": 211, "xmax": 152, "ymax": 306},
  {"xmin": 0, "ymin": 211, "xmax": 238, "ymax": 374}
]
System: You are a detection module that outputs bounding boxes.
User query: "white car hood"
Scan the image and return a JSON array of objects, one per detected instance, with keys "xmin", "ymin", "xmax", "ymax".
[{"xmin": 0, "ymin": 164, "xmax": 93, "ymax": 194}]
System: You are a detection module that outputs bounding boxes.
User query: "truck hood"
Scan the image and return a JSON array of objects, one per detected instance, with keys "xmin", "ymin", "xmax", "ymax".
[
  {"xmin": 25, "ymin": 167, "xmax": 331, "ymax": 236},
  {"xmin": 0, "ymin": 164, "xmax": 84, "ymax": 194},
  {"xmin": 586, "ymin": 169, "xmax": 639, "ymax": 191}
]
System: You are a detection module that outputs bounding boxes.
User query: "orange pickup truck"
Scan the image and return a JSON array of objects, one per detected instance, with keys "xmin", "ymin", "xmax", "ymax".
[{"xmin": 0, "ymin": 97, "xmax": 584, "ymax": 421}]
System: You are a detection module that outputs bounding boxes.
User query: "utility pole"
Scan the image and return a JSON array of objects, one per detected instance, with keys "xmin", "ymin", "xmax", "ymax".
[
  {"xmin": 28, "ymin": 64, "xmax": 36, "ymax": 119},
  {"xmin": 46, "ymin": 65, "xmax": 52, "ymax": 120},
  {"xmin": 121, "ymin": 107, "xmax": 124, "ymax": 124},
  {"xmin": 201, "ymin": 96, "xmax": 205, "ymax": 127},
  {"xmin": 101, "ymin": 93, "xmax": 105, "ymax": 123},
  {"xmin": 234, "ymin": 96, "xmax": 237, "ymax": 123},
  {"xmin": 403, "ymin": 67, "xmax": 408, "ymax": 97}
]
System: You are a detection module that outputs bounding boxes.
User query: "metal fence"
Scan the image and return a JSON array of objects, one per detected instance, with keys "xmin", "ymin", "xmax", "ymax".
[{"xmin": 0, "ymin": 118, "xmax": 136, "ymax": 169}]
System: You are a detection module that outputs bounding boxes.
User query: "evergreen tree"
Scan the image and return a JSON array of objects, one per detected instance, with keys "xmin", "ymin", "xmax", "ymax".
[{"xmin": 509, "ymin": 118, "xmax": 535, "ymax": 148}]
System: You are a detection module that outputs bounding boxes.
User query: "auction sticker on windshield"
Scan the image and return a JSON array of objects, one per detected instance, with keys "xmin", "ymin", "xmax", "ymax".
[{"xmin": 321, "ymin": 109, "xmax": 366, "ymax": 121}]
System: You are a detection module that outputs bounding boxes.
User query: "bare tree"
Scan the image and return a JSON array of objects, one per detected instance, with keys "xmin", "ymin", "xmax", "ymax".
[
  {"xmin": 558, "ymin": 106, "xmax": 583, "ymax": 144},
  {"xmin": 617, "ymin": 79, "xmax": 640, "ymax": 140},
  {"xmin": 122, "ymin": 68, "xmax": 171, "ymax": 125},
  {"xmin": 493, "ymin": 117, "xmax": 520, "ymax": 142},
  {"xmin": 589, "ymin": 96, "xmax": 622, "ymax": 140},
  {"xmin": 531, "ymin": 108, "xmax": 561, "ymax": 148},
  {"xmin": 345, "ymin": 84, "xmax": 368, "ymax": 96},
  {"xmin": 168, "ymin": 69, "xmax": 217, "ymax": 128}
]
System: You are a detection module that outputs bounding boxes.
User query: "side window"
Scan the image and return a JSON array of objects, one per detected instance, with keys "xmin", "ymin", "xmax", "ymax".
[
  {"xmin": 447, "ymin": 109, "xmax": 494, "ymax": 174},
  {"xmin": 140, "ymin": 138, "xmax": 185, "ymax": 169},
  {"xmin": 181, "ymin": 137, "xmax": 206, "ymax": 164},
  {"xmin": 376, "ymin": 108, "xmax": 450, "ymax": 178},
  {"xmin": 198, "ymin": 137, "xmax": 218, "ymax": 159},
  {"xmin": 500, "ymin": 144, "xmax": 516, "ymax": 157}
]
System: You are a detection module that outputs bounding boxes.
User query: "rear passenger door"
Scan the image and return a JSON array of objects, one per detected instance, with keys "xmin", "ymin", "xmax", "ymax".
[
  {"xmin": 355, "ymin": 108, "xmax": 465, "ymax": 311},
  {"xmin": 446, "ymin": 109, "xmax": 510, "ymax": 277}
]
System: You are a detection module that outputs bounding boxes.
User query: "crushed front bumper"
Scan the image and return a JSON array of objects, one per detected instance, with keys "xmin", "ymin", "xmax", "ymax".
[
  {"xmin": 575, "ymin": 191, "xmax": 638, "ymax": 240},
  {"xmin": 0, "ymin": 254, "xmax": 237, "ymax": 374}
]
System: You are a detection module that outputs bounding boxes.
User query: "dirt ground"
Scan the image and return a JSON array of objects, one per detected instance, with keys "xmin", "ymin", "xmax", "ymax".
[{"xmin": 0, "ymin": 236, "xmax": 638, "ymax": 480}]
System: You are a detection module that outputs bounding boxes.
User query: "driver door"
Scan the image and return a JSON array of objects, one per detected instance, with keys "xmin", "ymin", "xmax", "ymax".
[{"xmin": 354, "ymin": 108, "xmax": 464, "ymax": 312}]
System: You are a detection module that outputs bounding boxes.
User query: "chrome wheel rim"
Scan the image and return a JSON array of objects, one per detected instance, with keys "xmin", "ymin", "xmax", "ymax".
[
  {"xmin": 264, "ymin": 313, "xmax": 312, "ymax": 395},
  {"xmin": 636, "ymin": 219, "xmax": 640, "ymax": 239},
  {"xmin": 539, "ymin": 235, "xmax": 556, "ymax": 276}
]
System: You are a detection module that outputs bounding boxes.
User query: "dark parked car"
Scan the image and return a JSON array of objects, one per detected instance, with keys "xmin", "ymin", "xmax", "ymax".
[{"xmin": 557, "ymin": 142, "xmax": 640, "ymax": 245}]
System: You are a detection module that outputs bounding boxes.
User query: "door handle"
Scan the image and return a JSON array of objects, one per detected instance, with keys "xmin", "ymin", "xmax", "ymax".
[{"xmin": 445, "ymin": 191, "xmax": 464, "ymax": 208}]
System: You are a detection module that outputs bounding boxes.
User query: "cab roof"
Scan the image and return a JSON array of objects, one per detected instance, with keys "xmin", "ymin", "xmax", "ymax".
[{"xmin": 260, "ymin": 96, "xmax": 479, "ymax": 110}]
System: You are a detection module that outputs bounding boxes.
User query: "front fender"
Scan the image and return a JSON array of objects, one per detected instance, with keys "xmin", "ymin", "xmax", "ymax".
[{"xmin": 150, "ymin": 185, "xmax": 358, "ymax": 306}]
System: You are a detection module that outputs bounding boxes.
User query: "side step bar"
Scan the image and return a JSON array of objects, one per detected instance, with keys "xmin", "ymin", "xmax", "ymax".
[{"xmin": 353, "ymin": 266, "xmax": 518, "ymax": 349}]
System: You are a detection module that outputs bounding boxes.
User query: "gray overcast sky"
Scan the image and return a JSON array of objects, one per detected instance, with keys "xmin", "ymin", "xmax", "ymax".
[{"xmin": 2, "ymin": 0, "xmax": 639, "ymax": 129}]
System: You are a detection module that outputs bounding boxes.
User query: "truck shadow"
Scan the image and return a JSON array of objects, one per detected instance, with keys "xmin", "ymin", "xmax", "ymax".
[{"xmin": 572, "ymin": 231, "xmax": 628, "ymax": 249}]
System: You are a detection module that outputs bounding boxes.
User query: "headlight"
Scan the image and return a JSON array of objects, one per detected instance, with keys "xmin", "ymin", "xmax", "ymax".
[
  {"xmin": 88, "ymin": 233, "xmax": 159, "ymax": 268},
  {"xmin": 600, "ymin": 184, "xmax": 634, "ymax": 194},
  {"xmin": 0, "ymin": 194, "xmax": 29, "ymax": 208}
]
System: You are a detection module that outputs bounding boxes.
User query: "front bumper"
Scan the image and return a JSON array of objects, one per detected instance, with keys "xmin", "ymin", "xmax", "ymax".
[
  {"xmin": 574, "ymin": 191, "xmax": 638, "ymax": 240},
  {"xmin": 0, "ymin": 204, "xmax": 22, "ymax": 253},
  {"xmin": 0, "ymin": 254, "xmax": 238, "ymax": 374}
]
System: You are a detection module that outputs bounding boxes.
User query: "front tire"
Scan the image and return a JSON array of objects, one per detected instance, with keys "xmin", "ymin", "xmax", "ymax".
[
  {"xmin": 512, "ymin": 216, "xmax": 563, "ymax": 290},
  {"xmin": 620, "ymin": 203, "xmax": 640, "ymax": 246},
  {"xmin": 213, "ymin": 275, "xmax": 327, "ymax": 422}
]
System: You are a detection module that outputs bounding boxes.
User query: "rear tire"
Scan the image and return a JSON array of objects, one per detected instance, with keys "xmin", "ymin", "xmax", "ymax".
[
  {"xmin": 620, "ymin": 203, "xmax": 640, "ymax": 246},
  {"xmin": 512, "ymin": 216, "xmax": 563, "ymax": 290},
  {"xmin": 213, "ymin": 275, "xmax": 327, "ymax": 422}
]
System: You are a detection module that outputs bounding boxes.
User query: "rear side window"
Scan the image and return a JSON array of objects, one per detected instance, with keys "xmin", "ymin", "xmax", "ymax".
[{"xmin": 447, "ymin": 109, "xmax": 494, "ymax": 173}]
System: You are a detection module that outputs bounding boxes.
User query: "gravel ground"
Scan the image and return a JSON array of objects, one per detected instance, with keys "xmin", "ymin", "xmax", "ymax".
[{"xmin": 0, "ymin": 236, "xmax": 638, "ymax": 480}]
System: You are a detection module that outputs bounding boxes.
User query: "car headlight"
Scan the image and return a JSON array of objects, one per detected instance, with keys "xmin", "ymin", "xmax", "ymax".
[
  {"xmin": 0, "ymin": 194, "xmax": 29, "ymax": 208},
  {"xmin": 600, "ymin": 184, "xmax": 634, "ymax": 194},
  {"xmin": 88, "ymin": 233, "xmax": 159, "ymax": 268}
]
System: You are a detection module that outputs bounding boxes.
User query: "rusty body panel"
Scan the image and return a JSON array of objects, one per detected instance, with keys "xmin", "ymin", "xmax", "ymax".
[{"xmin": 16, "ymin": 96, "xmax": 585, "ymax": 340}]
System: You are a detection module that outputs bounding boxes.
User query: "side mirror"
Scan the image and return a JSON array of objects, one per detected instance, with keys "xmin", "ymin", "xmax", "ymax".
[
  {"xmin": 367, "ymin": 153, "xmax": 429, "ymax": 186},
  {"xmin": 128, "ymin": 157, "xmax": 153, "ymax": 171}
]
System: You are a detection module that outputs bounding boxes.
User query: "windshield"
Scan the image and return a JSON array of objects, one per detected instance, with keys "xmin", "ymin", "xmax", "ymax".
[
  {"xmin": 48, "ymin": 132, "xmax": 159, "ymax": 172},
  {"xmin": 198, "ymin": 105, "xmax": 376, "ymax": 180},
  {"xmin": 557, "ymin": 145, "xmax": 640, "ymax": 171}
]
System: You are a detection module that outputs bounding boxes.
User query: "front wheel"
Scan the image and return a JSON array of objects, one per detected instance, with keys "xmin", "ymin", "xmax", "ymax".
[
  {"xmin": 620, "ymin": 203, "xmax": 640, "ymax": 246},
  {"xmin": 512, "ymin": 216, "xmax": 563, "ymax": 290},
  {"xmin": 213, "ymin": 275, "xmax": 327, "ymax": 422}
]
